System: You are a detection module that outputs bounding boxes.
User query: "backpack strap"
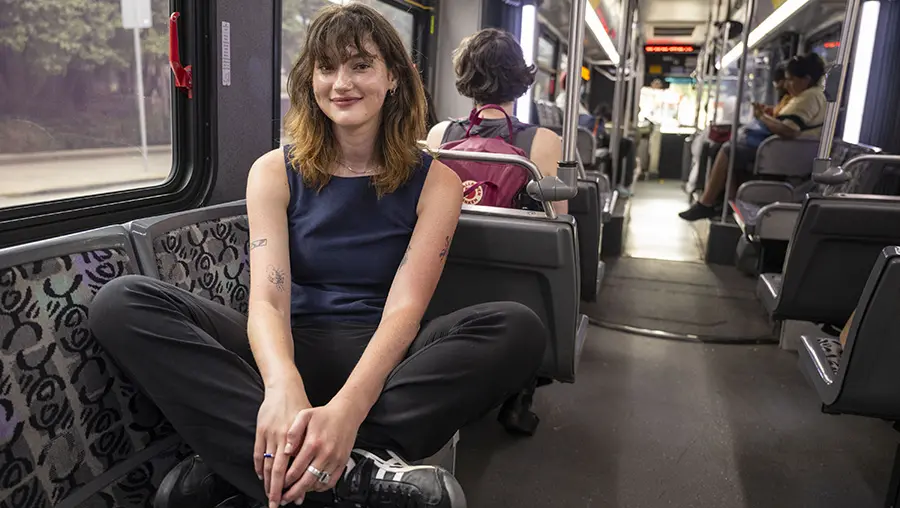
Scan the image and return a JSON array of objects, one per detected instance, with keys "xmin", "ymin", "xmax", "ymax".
[{"xmin": 465, "ymin": 104, "xmax": 516, "ymax": 144}]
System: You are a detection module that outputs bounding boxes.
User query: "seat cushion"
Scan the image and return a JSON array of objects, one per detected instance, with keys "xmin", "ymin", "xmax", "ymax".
[
  {"xmin": 757, "ymin": 273, "xmax": 782, "ymax": 316},
  {"xmin": 731, "ymin": 200, "xmax": 762, "ymax": 235},
  {"xmin": 152, "ymin": 215, "xmax": 251, "ymax": 315},
  {"xmin": 817, "ymin": 337, "xmax": 843, "ymax": 375}
]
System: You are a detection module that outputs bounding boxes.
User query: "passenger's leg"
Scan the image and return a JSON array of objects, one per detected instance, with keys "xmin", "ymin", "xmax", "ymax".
[
  {"xmin": 359, "ymin": 301, "xmax": 547, "ymax": 460},
  {"xmin": 679, "ymin": 143, "xmax": 731, "ymax": 221},
  {"xmin": 89, "ymin": 275, "xmax": 267, "ymax": 502}
]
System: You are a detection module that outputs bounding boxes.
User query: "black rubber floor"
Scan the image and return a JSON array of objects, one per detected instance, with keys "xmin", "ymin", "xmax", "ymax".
[
  {"xmin": 456, "ymin": 327, "xmax": 897, "ymax": 508},
  {"xmin": 583, "ymin": 257, "xmax": 775, "ymax": 341}
]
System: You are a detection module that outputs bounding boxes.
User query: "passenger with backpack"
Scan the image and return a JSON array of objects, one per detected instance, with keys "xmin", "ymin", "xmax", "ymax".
[{"xmin": 426, "ymin": 28, "xmax": 567, "ymax": 214}]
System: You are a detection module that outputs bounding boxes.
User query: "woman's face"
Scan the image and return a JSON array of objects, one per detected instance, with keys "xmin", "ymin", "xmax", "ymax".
[
  {"xmin": 313, "ymin": 40, "xmax": 396, "ymax": 131},
  {"xmin": 785, "ymin": 71, "xmax": 811, "ymax": 96}
]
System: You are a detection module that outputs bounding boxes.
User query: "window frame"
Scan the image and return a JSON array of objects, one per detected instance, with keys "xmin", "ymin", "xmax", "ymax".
[
  {"xmin": 272, "ymin": 0, "xmax": 436, "ymax": 147},
  {"xmin": 0, "ymin": 0, "xmax": 215, "ymax": 249}
]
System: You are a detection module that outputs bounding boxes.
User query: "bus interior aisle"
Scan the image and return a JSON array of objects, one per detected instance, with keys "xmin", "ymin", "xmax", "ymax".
[{"xmin": 584, "ymin": 180, "xmax": 774, "ymax": 341}]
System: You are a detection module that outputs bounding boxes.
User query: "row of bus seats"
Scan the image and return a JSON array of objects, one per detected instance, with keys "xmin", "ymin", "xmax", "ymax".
[
  {"xmin": 0, "ymin": 201, "xmax": 455, "ymax": 508},
  {"xmin": 694, "ymin": 130, "xmax": 821, "ymax": 197},
  {"xmin": 751, "ymin": 151, "xmax": 900, "ymax": 342},
  {"xmin": 732, "ymin": 140, "xmax": 887, "ymax": 273},
  {"xmin": 532, "ymin": 100, "xmax": 615, "ymax": 301},
  {"xmin": 752, "ymin": 150, "xmax": 900, "ymax": 503}
]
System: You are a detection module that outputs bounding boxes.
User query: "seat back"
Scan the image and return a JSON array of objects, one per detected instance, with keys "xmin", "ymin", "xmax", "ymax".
[
  {"xmin": 569, "ymin": 178, "xmax": 602, "ymax": 301},
  {"xmin": 825, "ymin": 247, "xmax": 900, "ymax": 419},
  {"xmin": 0, "ymin": 227, "xmax": 185, "ymax": 508},
  {"xmin": 127, "ymin": 201, "xmax": 251, "ymax": 315},
  {"xmin": 755, "ymin": 136, "xmax": 819, "ymax": 179},
  {"xmin": 774, "ymin": 195, "xmax": 900, "ymax": 325},
  {"xmin": 424, "ymin": 207, "xmax": 585, "ymax": 382}
]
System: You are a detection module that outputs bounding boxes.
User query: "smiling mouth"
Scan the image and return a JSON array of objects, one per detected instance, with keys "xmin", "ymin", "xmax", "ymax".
[{"xmin": 331, "ymin": 97, "xmax": 361, "ymax": 104}]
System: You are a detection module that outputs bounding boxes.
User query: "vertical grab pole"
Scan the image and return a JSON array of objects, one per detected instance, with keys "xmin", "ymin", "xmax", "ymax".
[
  {"xmin": 720, "ymin": 0, "xmax": 755, "ymax": 222},
  {"xmin": 693, "ymin": 0, "xmax": 715, "ymax": 129},
  {"xmin": 562, "ymin": 0, "xmax": 587, "ymax": 165},
  {"xmin": 812, "ymin": 0, "xmax": 863, "ymax": 173},
  {"xmin": 632, "ymin": 48, "xmax": 645, "ymax": 127},
  {"xmin": 609, "ymin": 0, "xmax": 634, "ymax": 190},
  {"xmin": 624, "ymin": 10, "xmax": 640, "ymax": 135},
  {"xmin": 703, "ymin": 0, "xmax": 724, "ymax": 122},
  {"xmin": 709, "ymin": 21, "xmax": 731, "ymax": 126}
]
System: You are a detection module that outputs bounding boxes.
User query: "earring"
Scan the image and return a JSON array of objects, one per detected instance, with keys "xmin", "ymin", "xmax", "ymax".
[{"xmin": 388, "ymin": 88, "xmax": 396, "ymax": 96}]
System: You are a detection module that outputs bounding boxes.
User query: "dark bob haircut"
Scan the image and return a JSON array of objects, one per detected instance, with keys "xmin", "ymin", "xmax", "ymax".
[{"xmin": 452, "ymin": 28, "xmax": 536, "ymax": 105}]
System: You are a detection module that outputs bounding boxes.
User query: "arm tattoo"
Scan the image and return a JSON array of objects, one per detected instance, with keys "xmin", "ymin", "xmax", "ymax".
[
  {"xmin": 439, "ymin": 236, "xmax": 451, "ymax": 262},
  {"xmin": 267, "ymin": 265, "xmax": 286, "ymax": 292},
  {"xmin": 398, "ymin": 245, "xmax": 411, "ymax": 269},
  {"xmin": 250, "ymin": 239, "xmax": 268, "ymax": 250}
]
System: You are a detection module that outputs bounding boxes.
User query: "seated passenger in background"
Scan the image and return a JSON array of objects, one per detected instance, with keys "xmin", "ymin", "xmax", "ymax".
[
  {"xmin": 426, "ymin": 28, "xmax": 568, "ymax": 214},
  {"xmin": 89, "ymin": 5, "xmax": 547, "ymax": 508},
  {"xmin": 679, "ymin": 53, "xmax": 826, "ymax": 221}
]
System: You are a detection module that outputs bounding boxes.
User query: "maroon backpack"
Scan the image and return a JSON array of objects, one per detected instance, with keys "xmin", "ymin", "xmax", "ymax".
[{"xmin": 439, "ymin": 105, "xmax": 531, "ymax": 209}]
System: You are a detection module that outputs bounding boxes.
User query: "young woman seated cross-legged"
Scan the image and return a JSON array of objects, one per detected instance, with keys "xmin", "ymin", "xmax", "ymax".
[{"xmin": 89, "ymin": 4, "xmax": 548, "ymax": 508}]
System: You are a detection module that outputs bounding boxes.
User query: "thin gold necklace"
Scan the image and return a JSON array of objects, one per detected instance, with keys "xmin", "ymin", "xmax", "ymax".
[{"xmin": 340, "ymin": 161, "xmax": 380, "ymax": 175}]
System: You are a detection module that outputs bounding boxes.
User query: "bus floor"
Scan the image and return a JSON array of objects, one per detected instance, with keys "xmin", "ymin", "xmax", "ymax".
[{"xmin": 455, "ymin": 326, "xmax": 896, "ymax": 507}]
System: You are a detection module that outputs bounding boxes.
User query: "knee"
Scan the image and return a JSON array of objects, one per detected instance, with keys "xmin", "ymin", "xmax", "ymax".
[
  {"xmin": 89, "ymin": 274, "xmax": 158, "ymax": 347},
  {"xmin": 490, "ymin": 302, "xmax": 547, "ymax": 364}
]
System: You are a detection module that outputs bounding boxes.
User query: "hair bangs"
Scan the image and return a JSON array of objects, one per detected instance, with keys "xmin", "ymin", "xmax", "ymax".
[{"xmin": 307, "ymin": 9, "xmax": 378, "ymax": 67}]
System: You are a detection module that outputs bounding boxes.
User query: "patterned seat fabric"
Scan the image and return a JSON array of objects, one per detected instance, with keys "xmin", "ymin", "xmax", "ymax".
[
  {"xmin": 0, "ymin": 248, "xmax": 186, "ymax": 508},
  {"xmin": 816, "ymin": 337, "xmax": 844, "ymax": 375},
  {"xmin": 152, "ymin": 215, "xmax": 251, "ymax": 315}
]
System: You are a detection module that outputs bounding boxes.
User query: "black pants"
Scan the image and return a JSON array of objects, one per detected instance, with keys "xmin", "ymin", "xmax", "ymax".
[{"xmin": 89, "ymin": 275, "xmax": 546, "ymax": 501}]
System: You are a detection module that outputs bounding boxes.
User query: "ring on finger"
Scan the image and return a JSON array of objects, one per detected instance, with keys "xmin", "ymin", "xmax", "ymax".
[
  {"xmin": 307, "ymin": 464, "xmax": 330, "ymax": 484},
  {"xmin": 263, "ymin": 453, "xmax": 274, "ymax": 459}
]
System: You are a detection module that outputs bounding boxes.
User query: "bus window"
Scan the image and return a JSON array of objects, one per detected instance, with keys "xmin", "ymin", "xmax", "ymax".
[
  {"xmin": 0, "ymin": 0, "xmax": 174, "ymax": 210},
  {"xmin": 280, "ymin": 0, "xmax": 416, "ymax": 144}
]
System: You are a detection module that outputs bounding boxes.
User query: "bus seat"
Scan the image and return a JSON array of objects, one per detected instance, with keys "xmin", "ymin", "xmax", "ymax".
[
  {"xmin": 798, "ymin": 246, "xmax": 900, "ymax": 412},
  {"xmin": 127, "ymin": 200, "xmax": 251, "ymax": 315},
  {"xmin": 0, "ymin": 226, "xmax": 187, "ymax": 508},
  {"xmin": 424, "ymin": 206, "xmax": 587, "ymax": 383},
  {"xmin": 570, "ymin": 177, "xmax": 602, "ymax": 301},
  {"xmin": 586, "ymin": 169, "xmax": 615, "ymax": 223},
  {"xmin": 797, "ymin": 247, "xmax": 900, "ymax": 506},
  {"xmin": 762, "ymin": 195, "xmax": 900, "ymax": 326},
  {"xmin": 753, "ymin": 135, "xmax": 819, "ymax": 179}
]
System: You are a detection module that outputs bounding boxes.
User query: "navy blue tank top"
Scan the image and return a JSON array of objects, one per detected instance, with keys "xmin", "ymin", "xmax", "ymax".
[{"xmin": 283, "ymin": 146, "xmax": 432, "ymax": 325}]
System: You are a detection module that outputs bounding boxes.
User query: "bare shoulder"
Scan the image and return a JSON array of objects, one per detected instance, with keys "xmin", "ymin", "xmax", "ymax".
[
  {"xmin": 246, "ymin": 147, "xmax": 290, "ymax": 203},
  {"xmin": 533, "ymin": 127, "xmax": 563, "ymax": 147},
  {"xmin": 426, "ymin": 121, "xmax": 452, "ymax": 150},
  {"xmin": 418, "ymin": 158, "xmax": 463, "ymax": 215}
]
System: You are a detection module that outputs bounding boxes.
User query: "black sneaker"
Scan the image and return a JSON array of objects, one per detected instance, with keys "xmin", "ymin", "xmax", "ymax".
[
  {"xmin": 334, "ymin": 449, "xmax": 466, "ymax": 508},
  {"xmin": 154, "ymin": 455, "xmax": 240, "ymax": 508},
  {"xmin": 678, "ymin": 202, "xmax": 717, "ymax": 221}
]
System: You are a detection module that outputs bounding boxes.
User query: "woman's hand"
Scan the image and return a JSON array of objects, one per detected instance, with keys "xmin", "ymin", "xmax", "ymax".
[
  {"xmin": 280, "ymin": 398, "xmax": 366, "ymax": 505},
  {"xmin": 254, "ymin": 373, "xmax": 312, "ymax": 508}
]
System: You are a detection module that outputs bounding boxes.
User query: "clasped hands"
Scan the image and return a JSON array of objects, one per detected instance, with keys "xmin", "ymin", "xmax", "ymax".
[{"xmin": 254, "ymin": 381, "xmax": 364, "ymax": 507}]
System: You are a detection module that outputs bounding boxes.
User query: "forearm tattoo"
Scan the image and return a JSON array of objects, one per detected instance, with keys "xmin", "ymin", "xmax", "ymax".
[{"xmin": 267, "ymin": 265, "xmax": 286, "ymax": 292}]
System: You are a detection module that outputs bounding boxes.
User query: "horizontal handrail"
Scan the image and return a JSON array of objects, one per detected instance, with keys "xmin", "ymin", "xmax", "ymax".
[
  {"xmin": 426, "ymin": 148, "xmax": 561, "ymax": 219},
  {"xmin": 815, "ymin": 154, "xmax": 900, "ymax": 186}
]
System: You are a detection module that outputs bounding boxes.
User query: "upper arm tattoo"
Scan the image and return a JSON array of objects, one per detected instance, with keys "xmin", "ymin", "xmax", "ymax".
[
  {"xmin": 267, "ymin": 265, "xmax": 286, "ymax": 292},
  {"xmin": 250, "ymin": 239, "xmax": 268, "ymax": 250},
  {"xmin": 439, "ymin": 236, "xmax": 451, "ymax": 263}
]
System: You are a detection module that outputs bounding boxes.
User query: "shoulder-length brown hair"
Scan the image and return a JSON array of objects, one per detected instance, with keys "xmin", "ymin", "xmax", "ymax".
[{"xmin": 284, "ymin": 3, "xmax": 427, "ymax": 196}]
